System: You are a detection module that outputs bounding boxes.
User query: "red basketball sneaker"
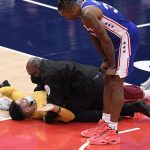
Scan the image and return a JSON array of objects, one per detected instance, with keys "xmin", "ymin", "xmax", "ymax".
[
  {"xmin": 81, "ymin": 119, "xmax": 109, "ymax": 138},
  {"xmin": 88, "ymin": 128, "xmax": 120, "ymax": 145}
]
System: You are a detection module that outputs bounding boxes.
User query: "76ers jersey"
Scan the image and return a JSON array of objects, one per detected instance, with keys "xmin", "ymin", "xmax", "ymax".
[
  {"xmin": 81, "ymin": 0, "xmax": 133, "ymax": 42},
  {"xmin": 81, "ymin": 0, "xmax": 140, "ymax": 78}
]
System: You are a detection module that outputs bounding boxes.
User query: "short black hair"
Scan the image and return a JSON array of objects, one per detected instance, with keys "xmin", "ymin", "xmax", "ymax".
[
  {"xmin": 57, "ymin": 0, "xmax": 77, "ymax": 11},
  {"xmin": 9, "ymin": 101, "xmax": 26, "ymax": 120}
]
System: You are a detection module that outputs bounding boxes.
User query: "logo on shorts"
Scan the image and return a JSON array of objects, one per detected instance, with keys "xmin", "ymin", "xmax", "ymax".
[{"xmin": 44, "ymin": 85, "xmax": 51, "ymax": 96}]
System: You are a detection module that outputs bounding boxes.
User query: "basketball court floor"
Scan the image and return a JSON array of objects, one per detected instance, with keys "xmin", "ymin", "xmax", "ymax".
[{"xmin": 0, "ymin": 0, "xmax": 150, "ymax": 150}]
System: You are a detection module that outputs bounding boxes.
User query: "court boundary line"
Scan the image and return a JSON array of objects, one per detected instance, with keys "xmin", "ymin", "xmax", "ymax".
[
  {"xmin": 22, "ymin": 0, "xmax": 58, "ymax": 10},
  {"xmin": 0, "ymin": 46, "xmax": 37, "ymax": 58},
  {"xmin": 22, "ymin": 0, "xmax": 150, "ymax": 28},
  {"xmin": 137, "ymin": 23, "xmax": 150, "ymax": 28},
  {"xmin": 0, "ymin": 117, "xmax": 11, "ymax": 122},
  {"xmin": 79, "ymin": 128, "xmax": 140, "ymax": 150}
]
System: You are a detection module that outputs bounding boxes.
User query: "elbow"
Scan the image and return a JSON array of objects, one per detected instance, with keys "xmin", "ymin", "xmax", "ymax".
[
  {"xmin": 60, "ymin": 114, "xmax": 75, "ymax": 123},
  {"xmin": 65, "ymin": 114, "xmax": 75, "ymax": 122}
]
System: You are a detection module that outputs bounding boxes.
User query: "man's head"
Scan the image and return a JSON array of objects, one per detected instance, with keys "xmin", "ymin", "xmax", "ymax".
[
  {"xmin": 9, "ymin": 96, "xmax": 36, "ymax": 120},
  {"xmin": 57, "ymin": 0, "xmax": 82, "ymax": 20},
  {"xmin": 26, "ymin": 57, "xmax": 41, "ymax": 77}
]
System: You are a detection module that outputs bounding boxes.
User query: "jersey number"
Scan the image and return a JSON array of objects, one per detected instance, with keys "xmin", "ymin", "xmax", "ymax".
[{"xmin": 102, "ymin": 2, "xmax": 118, "ymax": 13}]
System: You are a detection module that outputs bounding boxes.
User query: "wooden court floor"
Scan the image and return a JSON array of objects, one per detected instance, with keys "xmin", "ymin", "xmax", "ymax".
[
  {"xmin": 0, "ymin": 47, "xmax": 150, "ymax": 150},
  {"xmin": 0, "ymin": 47, "xmax": 35, "ymax": 119}
]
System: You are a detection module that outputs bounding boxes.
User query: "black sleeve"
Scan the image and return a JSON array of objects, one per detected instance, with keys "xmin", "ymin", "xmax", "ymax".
[
  {"xmin": 44, "ymin": 111, "xmax": 58, "ymax": 124},
  {"xmin": 34, "ymin": 84, "xmax": 45, "ymax": 91}
]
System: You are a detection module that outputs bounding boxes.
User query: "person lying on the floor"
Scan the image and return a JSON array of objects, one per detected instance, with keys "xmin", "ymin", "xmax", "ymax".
[
  {"xmin": 1, "ymin": 57, "xmax": 150, "ymax": 122},
  {"xmin": 0, "ymin": 81, "xmax": 75, "ymax": 122},
  {"xmin": 25, "ymin": 57, "xmax": 150, "ymax": 123},
  {"xmin": 0, "ymin": 80, "xmax": 150, "ymax": 123}
]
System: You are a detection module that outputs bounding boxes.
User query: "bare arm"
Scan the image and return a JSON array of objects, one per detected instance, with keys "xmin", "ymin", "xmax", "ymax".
[
  {"xmin": 56, "ymin": 107, "xmax": 75, "ymax": 122},
  {"xmin": 89, "ymin": 34, "xmax": 107, "ymax": 61},
  {"xmin": 38, "ymin": 104, "xmax": 75, "ymax": 122},
  {"xmin": 81, "ymin": 6, "xmax": 115, "ymax": 67}
]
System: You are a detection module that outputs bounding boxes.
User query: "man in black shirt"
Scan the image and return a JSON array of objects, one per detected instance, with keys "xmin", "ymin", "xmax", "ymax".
[{"xmin": 26, "ymin": 57, "xmax": 150, "ymax": 123}]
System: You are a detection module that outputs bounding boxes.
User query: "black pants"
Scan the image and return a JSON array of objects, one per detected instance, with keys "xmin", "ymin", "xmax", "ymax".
[
  {"xmin": 66, "ymin": 75, "xmax": 135, "ymax": 122},
  {"xmin": 73, "ymin": 103, "xmax": 135, "ymax": 122},
  {"xmin": 66, "ymin": 76, "xmax": 104, "ymax": 114}
]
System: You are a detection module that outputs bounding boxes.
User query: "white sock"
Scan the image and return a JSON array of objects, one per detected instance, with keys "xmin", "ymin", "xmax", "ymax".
[
  {"xmin": 102, "ymin": 113, "xmax": 111, "ymax": 123},
  {"xmin": 108, "ymin": 121, "xmax": 118, "ymax": 130},
  {"xmin": 143, "ymin": 90, "xmax": 150, "ymax": 100}
]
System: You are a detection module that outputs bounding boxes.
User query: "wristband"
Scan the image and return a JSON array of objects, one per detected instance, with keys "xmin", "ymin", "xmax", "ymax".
[{"xmin": 56, "ymin": 106, "xmax": 61, "ymax": 113}]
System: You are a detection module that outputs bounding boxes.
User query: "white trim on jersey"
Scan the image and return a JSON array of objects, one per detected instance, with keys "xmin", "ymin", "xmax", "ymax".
[
  {"xmin": 100, "ymin": 15, "xmax": 131, "ymax": 78},
  {"xmin": 102, "ymin": 15, "xmax": 128, "ymax": 35},
  {"xmin": 116, "ymin": 32, "xmax": 131, "ymax": 78}
]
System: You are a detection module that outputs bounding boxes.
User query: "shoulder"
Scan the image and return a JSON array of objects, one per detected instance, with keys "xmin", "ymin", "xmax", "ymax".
[{"xmin": 81, "ymin": 6, "xmax": 103, "ymax": 20}]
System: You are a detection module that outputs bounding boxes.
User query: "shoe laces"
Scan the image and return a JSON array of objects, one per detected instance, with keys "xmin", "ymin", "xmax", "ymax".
[
  {"xmin": 87, "ymin": 120, "xmax": 107, "ymax": 131},
  {"xmin": 87, "ymin": 124, "xmax": 101, "ymax": 131},
  {"xmin": 101, "ymin": 128, "xmax": 117, "ymax": 137}
]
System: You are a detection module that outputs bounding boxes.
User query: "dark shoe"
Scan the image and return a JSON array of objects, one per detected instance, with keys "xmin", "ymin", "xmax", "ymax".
[
  {"xmin": 0, "ymin": 80, "xmax": 10, "ymax": 88},
  {"xmin": 132, "ymin": 99, "xmax": 150, "ymax": 117}
]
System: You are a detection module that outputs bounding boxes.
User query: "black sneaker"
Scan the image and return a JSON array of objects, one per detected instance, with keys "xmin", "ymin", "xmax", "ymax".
[
  {"xmin": 132, "ymin": 99, "xmax": 150, "ymax": 118},
  {"xmin": 0, "ymin": 80, "xmax": 10, "ymax": 88}
]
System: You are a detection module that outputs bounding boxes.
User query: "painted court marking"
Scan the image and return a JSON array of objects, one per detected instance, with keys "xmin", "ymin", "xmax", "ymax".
[
  {"xmin": 134, "ymin": 61, "xmax": 150, "ymax": 72},
  {"xmin": 79, "ymin": 128, "xmax": 140, "ymax": 150},
  {"xmin": 22, "ymin": 0, "xmax": 58, "ymax": 10},
  {"xmin": 0, "ymin": 46, "xmax": 36, "ymax": 57},
  {"xmin": 0, "ymin": 117, "xmax": 11, "ymax": 121},
  {"xmin": 137, "ymin": 23, "xmax": 150, "ymax": 28}
]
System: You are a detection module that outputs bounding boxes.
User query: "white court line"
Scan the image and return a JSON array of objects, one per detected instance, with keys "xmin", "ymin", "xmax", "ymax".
[
  {"xmin": 79, "ymin": 128, "xmax": 140, "ymax": 150},
  {"xmin": 22, "ymin": 0, "xmax": 150, "ymax": 29},
  {"xmin": 22, "ymin": 0, "xmax": 58, "ymax": 10},
  {"xmin": 0, "ymin": 46, "xmax": 37, "ymax": 58},
  {"xmin": 118, "ymin": 127, "xmax": 140, "ymax": 134},
  {"xmin": 137, "ymin": 23, "xmax": 150, "ymax": 28},
  {"xmin": 79, "ymin": 141, "xmax": 90, "ymax": 150},
  {"xmin": 0, "ymin": 117, "xmax": 11, "ymax": 121}
]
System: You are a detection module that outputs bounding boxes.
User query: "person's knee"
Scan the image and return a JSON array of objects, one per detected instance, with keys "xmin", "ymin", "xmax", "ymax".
[{"xmin": 111, "ymin": 76, "xmax": 124, "ymax": 87}]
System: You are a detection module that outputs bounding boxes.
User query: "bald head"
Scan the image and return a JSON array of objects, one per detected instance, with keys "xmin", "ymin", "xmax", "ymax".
[{"xmin": 26, "ymin": 57, "xmax": 41, "ymax": 77}]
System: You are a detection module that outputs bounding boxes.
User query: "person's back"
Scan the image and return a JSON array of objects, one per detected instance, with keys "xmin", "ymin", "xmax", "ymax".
[{"xmin": 39, "ymin": 59, "xmax": 101, "ymax": 94}]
